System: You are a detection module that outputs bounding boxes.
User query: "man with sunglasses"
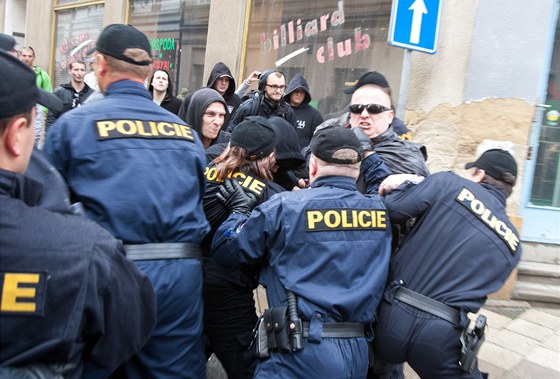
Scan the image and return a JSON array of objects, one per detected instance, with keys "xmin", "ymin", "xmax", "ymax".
[{"xmin": 227, "ymin": 69, "xmax": 296, "ymax": 132}]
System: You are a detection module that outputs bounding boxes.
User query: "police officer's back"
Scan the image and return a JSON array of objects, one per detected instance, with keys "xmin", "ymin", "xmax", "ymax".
[
  {"xmin": 43, "ymin": 24, "xmax": 210, "ymax": 379},
  {"xmin": 367, "ymin": 149, "xmax": 521, "ymax": 379},
  {"xmin": 0, "ymin": 50, "xmax": 156, "ymax": 379},
  {"xmin": 211, "ymin": 127, "xmax": 392, "ymax": 378}
]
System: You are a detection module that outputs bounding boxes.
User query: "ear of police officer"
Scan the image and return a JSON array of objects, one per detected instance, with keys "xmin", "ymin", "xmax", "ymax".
[{"xmin": 217, "ymin": 178, "xmax": 260, "ymax": 216}]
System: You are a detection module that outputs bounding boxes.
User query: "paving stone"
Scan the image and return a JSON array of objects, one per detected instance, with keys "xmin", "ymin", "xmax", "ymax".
[
  {"xmin": 540, "ymin": 332, "xmax": 560, "ymax": 353},
  {"xmin": 488, "ymin": 329, "xmax": 540, "ymax": 355},
  {"xmin": 527, "ymin": 346, "xmax": 560, "ymax": 372},
  {"xmin": 520, "ymin": 308, "xmax": 560, "ymax": 330},
  {"xmin": 477, "ymin": 359, "xmax": 506, "ymax": 378},
  {"xmin": 497, "ymin": 360, "xmax": 560, "ymax": 379},
  {"xmin": 505, "ymin": 318, "xmax": 555, "ymax": 341},
  {"xmin": 478, "ymin": 342, "xmax": 524, "ymax": 370},
  {"xmin": 403, "ymin": 363, "xmax": 420, "ymax": 379},
  {"xmin": 478, "ymin": 308, "xmax": 515, "ymax": 331}
]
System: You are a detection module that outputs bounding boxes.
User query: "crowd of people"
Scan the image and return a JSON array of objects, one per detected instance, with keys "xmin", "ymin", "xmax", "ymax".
[{"xmin": 0, "ymin": 24, "xmax": 522, "ymax": 379}]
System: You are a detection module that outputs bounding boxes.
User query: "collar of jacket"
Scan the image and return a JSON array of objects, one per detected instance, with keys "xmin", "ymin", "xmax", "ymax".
[
  {"xmin": 311, "ymin": 175, "xmax": 357, "ymax": 191},
  {"xmin": 105, "ymin": 80, "xmax": 151, "ymax": 100},
  {"xmin": 0, "ymin": 169, "xmax": 42, "ymax": 206}
]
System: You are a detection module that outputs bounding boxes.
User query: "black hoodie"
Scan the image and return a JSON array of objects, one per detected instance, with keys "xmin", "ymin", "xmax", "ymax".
[
  {"xmin": 148, "ymin": 70, "xmax": 182, "ymax": 115},
  {"xmin": 177, "ymin": 62, "xmax": 241, "ymax": 130},
  {"xmin": 185, "ymin": 88, "xmax": 231, "ymax": 149},
  {"xmin": 226, "ymin": 69, "xmax": 297, "ymax": 132},
  {"xmin": 283, "ymin": 74, "xmax": 324, "ymax": 148}
]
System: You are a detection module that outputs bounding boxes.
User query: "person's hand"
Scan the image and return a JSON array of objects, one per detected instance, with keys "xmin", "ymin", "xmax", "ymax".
[
  {"xmin": 245, "ymin": 71, "xmax": 262, "ymax": 85},
  {"xmin": 351, "ymin": 127, "xmax": 375, "ymax": 153},
  {"xmin": 216, "ymin": 179, "xmax": 260, "ymax": 215},
  {"xmin": 378, "ymin": 174, "xmax": 425, "ymax": 195}
]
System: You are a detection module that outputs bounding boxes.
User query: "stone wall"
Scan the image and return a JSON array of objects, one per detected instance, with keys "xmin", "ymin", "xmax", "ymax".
[{"xmin": 406, "ymin": 98, "xmax": 535, "ymax": 215}]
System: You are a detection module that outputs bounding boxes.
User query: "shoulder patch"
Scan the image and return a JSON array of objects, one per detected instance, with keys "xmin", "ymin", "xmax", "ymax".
[
  {"xmin": 95, "ymin": 119, "xmax": 195, "ymax": 142},
  {"xmin": 455, "ymin": 187, "xmax": 519, "ymax": 254},
  {"xmin": 1, "ymin": 271, "xmax": 47, "ymax": 316},
  {"xmin": 305, "ymin": 208, "xmax": 387, "ymax": 232}
]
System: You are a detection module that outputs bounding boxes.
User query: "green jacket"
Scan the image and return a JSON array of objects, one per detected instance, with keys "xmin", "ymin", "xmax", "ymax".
[{"xmin": 34, "ymin": 65, "xmax": 52, "ymax": 92}]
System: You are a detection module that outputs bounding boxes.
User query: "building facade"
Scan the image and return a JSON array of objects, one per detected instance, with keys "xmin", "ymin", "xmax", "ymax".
[{"xmin": 1, "ymin": 0, "xmax": 559, "ymax": 246}]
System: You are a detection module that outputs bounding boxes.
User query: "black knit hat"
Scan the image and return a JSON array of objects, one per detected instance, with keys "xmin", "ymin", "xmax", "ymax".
[
  {"xmin": 465, "ymin": 149, "xmax": 518, "ymax": 180},
  {"xmin": 310, "ymin": 126, "xmax": 362, "ymax": 164},
  {"xmin": 0, "ymin": 50, "xmax": 62, "ymax": 118},
  {"xmin": 95, "ymin": 24, "xmax": 152, "ymax": 66},
  {"xmin": 231, "ymin": 116, "xmax": 277, "ymax": 160},
  {"xmin": 343, "ymin": 71, "xmax": 390, "ymax": 94}
]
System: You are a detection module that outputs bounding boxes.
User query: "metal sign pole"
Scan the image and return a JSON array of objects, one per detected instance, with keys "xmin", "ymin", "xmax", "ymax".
[{"xmin": 396, "ymin": 49, "xmax": 412, "ymax": 120}]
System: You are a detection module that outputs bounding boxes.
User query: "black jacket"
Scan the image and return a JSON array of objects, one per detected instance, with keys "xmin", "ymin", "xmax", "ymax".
[
  {"xmin": 283, "ymin": 74, "xmax": 324, "ymax": 148},
  {"xmin": 46, "ymin": 83, "xmax": 94, "ymax": 130},
  {"xmin": 148, "ymin": 70, "xmax": 182, "ymax": 115},
  {"xmin": 178, "ymin": 62, "xmax": 242, "ymax": 129},
  {"xmin": 227, "ymin": 70, "xmax": 297, "ymax": 132}
]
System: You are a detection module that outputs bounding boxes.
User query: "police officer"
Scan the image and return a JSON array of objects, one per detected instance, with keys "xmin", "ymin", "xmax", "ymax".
[
  {"xmin": 0, "ymin": 50, "xmax": 156, "ymax": 378},
  {"xmin": 363, "ymin": 149, "xmax": 521, "ymax": 378},
  {"xmin": 211, "ymin": 126, "xmax": 392, "ymax": 378},
  {"xmin": 202, "ymin": 116, "xmax": 284, "ymax": 378},
  {"xmin": 43, "ymin": 24, "xmax": 210, "ymax": 379}
]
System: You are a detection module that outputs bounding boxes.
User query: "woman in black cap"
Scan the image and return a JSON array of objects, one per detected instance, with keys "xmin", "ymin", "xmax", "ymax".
[{"xmin": 201, "ymin": 116, "xmax": 284, "ymax": 379}]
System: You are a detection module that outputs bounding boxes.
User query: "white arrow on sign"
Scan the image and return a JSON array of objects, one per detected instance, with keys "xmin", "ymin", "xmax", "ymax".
[{"xmin": 409, "ymin": 0, "xmax": 428, "ymax": 44}]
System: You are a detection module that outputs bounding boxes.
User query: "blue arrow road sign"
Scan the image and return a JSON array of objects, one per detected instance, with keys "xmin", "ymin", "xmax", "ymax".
[{"xmin": 389, "ymin": 0, "xmax": 442, "ymax": 54}]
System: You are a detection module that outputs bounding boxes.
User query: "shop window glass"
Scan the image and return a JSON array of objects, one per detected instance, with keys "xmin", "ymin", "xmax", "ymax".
[
  {"xmin": 53, "ymin": 4, "xmax": 104, "ymax": 87},
  {"xmin": 530, "ymin": 12, "xmax": 560, "ymax": 208},
  {"xmin": 129, "ymin": 0, "xmax": 210, "ymax": 97},
  {"xmin": 244, "ymin": 0, "xmax": 397, "ymax": 115}
]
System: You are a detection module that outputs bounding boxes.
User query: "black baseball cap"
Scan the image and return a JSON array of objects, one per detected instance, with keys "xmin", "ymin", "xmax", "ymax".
[
  {"xmin": 465, "ymin": 149, "xmax": 518, "ymax": 180},
  {"xmin": 0, "ymin": 50, "xmax": 62, "ymax": 118},
  {"xmin": 310, "ymin": 126, "xmax": 362, "ymax": 164},
  {"xmin": 230, "ymin": 116, "xmax": 277, "ymax": 160},
  {"xmin": 343, "ymin": 71, "xmax": 390, "ymax": 94},
  {"xmin": 0, "ymin": 33, "xmax": 16, "ymax": 52},
  {"xmin": 95, "ymin": 24, "xmax": 152, "ymax": 66}
]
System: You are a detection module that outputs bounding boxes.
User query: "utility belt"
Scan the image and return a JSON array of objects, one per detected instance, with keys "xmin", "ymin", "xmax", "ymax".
[
  {"xmin": 394, "ymin": 286, "xmax": 486, "ymax": 373},
  {"xmin": 124, "ymin": 243, "xmax": 202, "ymax": 261},
  {"xmin": 254, "ymin": 292, "xmax": 365, "ymax": 359}
]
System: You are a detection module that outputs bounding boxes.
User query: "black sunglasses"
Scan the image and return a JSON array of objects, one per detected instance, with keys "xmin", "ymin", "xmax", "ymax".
[{"xmin": 349, "ymin": 104, "xmax": 391, "ymax": 115}]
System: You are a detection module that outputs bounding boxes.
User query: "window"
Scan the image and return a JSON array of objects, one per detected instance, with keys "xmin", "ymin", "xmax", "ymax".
[
  {"xmin": 243, "ymin": 0, "xmax": 396, "ymax": 114},
  {"xmin": 52, "ymin": 4, "xmax": 104, "ymax": 87}
]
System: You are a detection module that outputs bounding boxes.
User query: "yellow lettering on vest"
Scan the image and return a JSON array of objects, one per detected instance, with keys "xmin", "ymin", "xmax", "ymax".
[
  {"xmin": 471, "ymin": 199, "xmax": 485, "ymax": 215},
  {"xmin": 495, "ymin": 221, "xmax": 507, "ymax": 236},
  {"xmin": 136, "ymin": 120, "xmax": 152, "ymax": 136},
  {"xmin": 307, "ymin": 211, "xmax": 323, "ymax": 229},
  {"xmin": 341, "ymin": 210, "xmax": 352, "ymax": 228},
  {"xmin": 481, "ymin": 209, "xmax": 497, "ymax": 228},
  {"xmin": 179, "ymin": 124, "xmax": 194, "ymax": 140},
  {"xmin": 457, "ymin": 188, "xmax": 475, "ymax": 202},
  {"xmin": 148, "ymin": 121, "xmax": 159, "ymax": 135},
  {"xmin": 351, "ymin": 210, "xmax": 358, "ymax": 227},
  {"xmin": 359, "ymin": 211, "xmax": 371, "ymax": 227},
  {"xmin": 377, "ymin": 211, "xmax": 387, "ymax": 228},
  {"xmin": 116, "ymin": 120, "xmax": 137, "ymax": 135},
  {"xmin": 324, "ymin": 210, "xmax": 340, "ymax": 228},
  {"xmin": 1, "ymin": 273, "xmax": 39, "ymax": 312},
  {"xmin": 248, "ymin": 178, "xmax": 265, "ymax": 194},
  {"xmin": 508, "ymin": 234, "xmax": 519, "ymax": 252},
  {"xmin": 157, "ymin": 122, "xmax": 174, "ymax": 136},
  {"xmin": 96, "ymin": 120, "xmax": 116, "ymax": 137}
]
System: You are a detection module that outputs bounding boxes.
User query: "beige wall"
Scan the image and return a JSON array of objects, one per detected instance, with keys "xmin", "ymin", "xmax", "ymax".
[
  {"xmin": 0, "ymin": 0, "xmax": 6, "ymax": 32},
  {"xmin": 205, "ymin": 0, "xmax": 248, "ymax": 83},
  {"xmin": 104, "ymin": 0, "xmax": 127, "ymax": 26},
  {"xmin": 25, "ymin": 0, "xmax": 54, "ymax": 73}
]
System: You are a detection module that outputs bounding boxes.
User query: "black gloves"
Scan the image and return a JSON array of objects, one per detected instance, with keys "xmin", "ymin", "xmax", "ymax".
[
  {"xmin": 216, "ymin": 179, "xmax": 260, "ymax": 216},
  {"xmin": 352, "ymin": 127, "xmax": 375, "ymax": 152}
]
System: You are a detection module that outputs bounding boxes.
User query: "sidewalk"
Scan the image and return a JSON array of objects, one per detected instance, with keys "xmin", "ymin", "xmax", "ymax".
[{"xmin": 404, "ymin": 300, "xmax": 560, "ymax": 378}]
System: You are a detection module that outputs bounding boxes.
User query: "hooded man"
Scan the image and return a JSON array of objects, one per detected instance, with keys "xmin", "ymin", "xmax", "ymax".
[
  {"xmin": 284, "ymin": 74, "xmax": 324, "ymax": 148},
  {"xmin": 185, "ymin": 88, "xmax": 231, "ymax": 149},
  {"xmin": 178, "ymin": 62, "xmax": 242, "ymax": 130},
  {"xmin": 226, "ymin": 69, "xmax": 297, "ymax": 132}
]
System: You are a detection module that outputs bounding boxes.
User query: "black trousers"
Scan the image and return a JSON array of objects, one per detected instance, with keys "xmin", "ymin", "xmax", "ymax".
[{"xmin": 203, "ymin": 282, "xmax": 258, "ymax": 379}]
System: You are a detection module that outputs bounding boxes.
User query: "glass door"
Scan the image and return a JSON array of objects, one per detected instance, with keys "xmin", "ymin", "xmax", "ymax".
[{"xmin": 521, "ymin": 3, "xmax": 560, "ymax": 243}]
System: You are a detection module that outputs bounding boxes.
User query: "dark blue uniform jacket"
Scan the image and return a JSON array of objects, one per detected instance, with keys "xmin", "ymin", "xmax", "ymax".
[
  {"xmin": 383, "ymin": 172, "xmax": 522, "ymax": 313},
  {"xmin": 43, "ymin": 80, "xmax": 210, "ymax": 243},
  {"xmin": 0, "ymin": 169, "xmax": 156, "ymax": 378},
  {"xmin": 212, "ymin": 176, "xmax": 392, "ymax": 323}
]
